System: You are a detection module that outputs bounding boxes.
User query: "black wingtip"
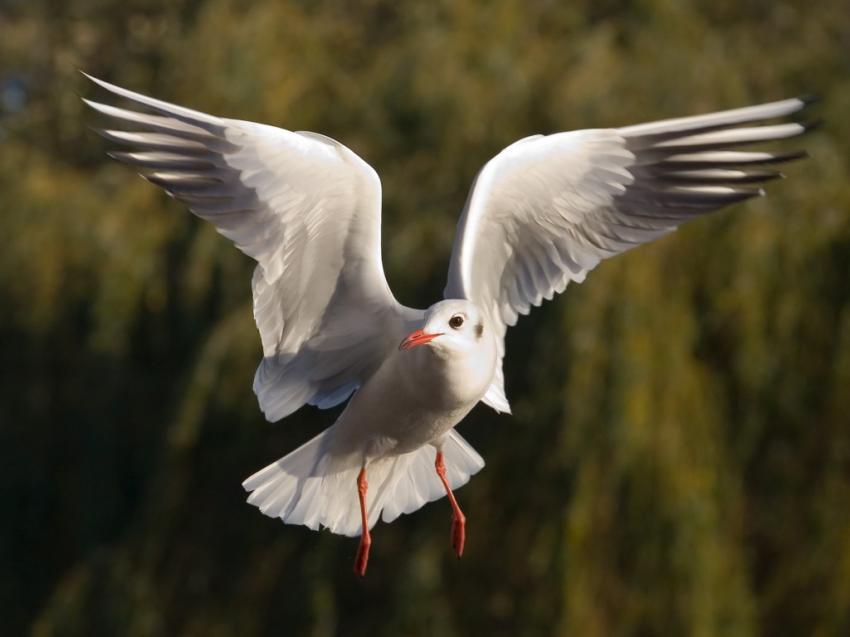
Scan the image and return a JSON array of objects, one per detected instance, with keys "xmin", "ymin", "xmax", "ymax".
[
  {"xmin": 799, "ymin": 94, "xmax": 820, "ymax": 106},
  {"xmin": 769, "ymin": 149, "xmax": 809, "ymax": 164},
  {"xmin": 801, "ymin": 119, "xmax": 823, "ymax": 134},
  {"xmin": 741, "ymin": 188, "xmax": 765, "ymax": 202},
  {"xmin": 746, "ymin": 171, "xmax": 784, "ymax": 184}
]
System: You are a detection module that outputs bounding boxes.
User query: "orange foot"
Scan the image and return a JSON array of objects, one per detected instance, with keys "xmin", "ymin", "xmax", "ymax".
[
  {"xmin": 435, "ymin": 451, "xmax": 467, "ymax": 559},
  {"xmin": 353, "ymin": 466, "xmax": 371, "ymax": 576},
  {"xmin": 451, "ymin": 510, "xmax": 466, "ymax": 558},
  {"xmin": 354, "ymin": 530, "xmax": 371, "ymax": 577}
]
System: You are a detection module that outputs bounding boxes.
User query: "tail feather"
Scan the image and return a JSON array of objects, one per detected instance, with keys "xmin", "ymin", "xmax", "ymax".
[
  {"xmin": 242, "ymin": 428, "xmax": 485, "ymax": 537},
  {"xmin": 380, "ymin": 430, "xmax": 484, "ymax": 523}
]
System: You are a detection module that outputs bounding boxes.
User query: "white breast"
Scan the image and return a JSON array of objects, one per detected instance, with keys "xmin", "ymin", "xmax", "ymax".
[{"xmin": 328, "ymin": 341, "xmax": 496, "ymax": 459}]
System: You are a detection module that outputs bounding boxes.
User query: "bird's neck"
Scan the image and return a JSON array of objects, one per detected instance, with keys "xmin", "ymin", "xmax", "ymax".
[{"xmin": 399, "ymin": 345, "xmax": 495, "ymax": 411}]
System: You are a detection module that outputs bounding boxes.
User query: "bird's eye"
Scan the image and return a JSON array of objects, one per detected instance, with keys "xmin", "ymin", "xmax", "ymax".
[{"xmin": 449, "ymin": 315, "xmax": 464, "ymax": 330}]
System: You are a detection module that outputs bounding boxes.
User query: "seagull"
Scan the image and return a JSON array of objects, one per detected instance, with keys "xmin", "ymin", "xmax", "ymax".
[{"xmin": 82, "ymin": 73, "xmax": 813, "ymax": 575}]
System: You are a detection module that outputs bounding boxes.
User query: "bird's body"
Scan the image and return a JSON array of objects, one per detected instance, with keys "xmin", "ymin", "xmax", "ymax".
[
  {"xmin": 318, "ymin": 308, "xmax": 492, "ymax": 462},
  {"xmin": 83, "ymin": 73, "xmax": 813, "ymax": 574},
  {"xmin": 243, "ymin": 299, "xmax": 495, "ymax": 550},
  {"xmin": 336, "ymin": 329, "xmax": 491, "ymax": 458}
]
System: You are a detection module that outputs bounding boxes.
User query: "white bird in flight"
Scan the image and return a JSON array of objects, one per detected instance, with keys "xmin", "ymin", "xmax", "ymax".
[{"xmin": 82, "ymin": 73, "xmax": 812, "ymax": 575}]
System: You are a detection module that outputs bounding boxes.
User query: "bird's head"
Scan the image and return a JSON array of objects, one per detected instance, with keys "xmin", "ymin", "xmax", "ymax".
[{"xmin": 399, "ymin": 299, "xmax": 487, "ymax": 358}]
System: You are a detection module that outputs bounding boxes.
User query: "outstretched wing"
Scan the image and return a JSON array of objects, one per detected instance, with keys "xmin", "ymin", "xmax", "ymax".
[
  {"xmin": 445, "ymin": 97, "xmax": 813, "ymax": 413},
  {"xmin": 84, "ymin": 74, "xmax": 411, "ymax": 422}
]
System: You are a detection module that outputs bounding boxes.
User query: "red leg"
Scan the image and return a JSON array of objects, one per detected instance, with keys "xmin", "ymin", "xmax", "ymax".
[
  {"xmin": 354, "ymin": 466, "xmax": 371, "ymax": 577},
  {"xmin": 435, "ymin": 451, "xmax": 466, "ymax": 558}
]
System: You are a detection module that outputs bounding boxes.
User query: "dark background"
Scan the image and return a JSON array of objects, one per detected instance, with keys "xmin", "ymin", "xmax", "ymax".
[{"xmin": 2, "ymin": 1, "xmax": 849, "ymax": 635}]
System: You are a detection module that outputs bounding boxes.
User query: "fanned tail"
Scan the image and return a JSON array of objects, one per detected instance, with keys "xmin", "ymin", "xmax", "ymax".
[{"xmin": 242, "ymin": 428, "xmax": 485, "ymax": 537}]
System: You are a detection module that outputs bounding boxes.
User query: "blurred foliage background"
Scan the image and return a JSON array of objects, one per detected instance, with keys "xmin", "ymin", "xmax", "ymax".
[{"xmin": 1, "ymin": 0, "xmax": 849, "ymax": 635}]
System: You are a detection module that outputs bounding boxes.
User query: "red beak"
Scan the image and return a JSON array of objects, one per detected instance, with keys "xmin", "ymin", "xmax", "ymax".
[{"xmin": 399, "ymin": 328, "xmax": 443, "ymax": 351}]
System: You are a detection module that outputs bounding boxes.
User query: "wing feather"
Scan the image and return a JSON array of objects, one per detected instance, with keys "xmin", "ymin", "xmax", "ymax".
[
  {"xmin": 84, "ymin": 74, "xmax": 412, "ymax": 422},
  {"xmin": 445, "ymin": 97, "xmax": 812, "ymax": 413}
]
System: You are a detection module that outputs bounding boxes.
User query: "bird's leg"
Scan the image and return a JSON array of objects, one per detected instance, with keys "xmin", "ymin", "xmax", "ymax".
[
  {"xmin": 354, "ymin": 466, "xmax": 371, "ymax": 576},
  {"xmin": 435, "ymin": 450, "xmax": 466, "ymax": 558}
]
